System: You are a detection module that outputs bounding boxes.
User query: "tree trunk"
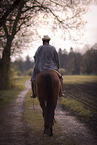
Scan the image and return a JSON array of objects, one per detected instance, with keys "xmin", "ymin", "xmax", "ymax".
[
  {"xmin": 0, "ymin": 0, "xmax": 25, "ymax": 89},
  {"xmin": 0, "ymin": 36, "xmax": 12, "ymax": 89}
]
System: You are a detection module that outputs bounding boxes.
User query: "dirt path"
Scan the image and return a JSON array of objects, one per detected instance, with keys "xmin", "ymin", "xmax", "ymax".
[
  {"xmin": 55, "ymin": 103, "xmax": 97, "ymax": 145},
  {"xmin": 0, "ymin": 80, "xmax": 97, "ymax": 145},
  {"xmin": 0, "ymin": 80, "xmax": 37, "ymax": 145}
]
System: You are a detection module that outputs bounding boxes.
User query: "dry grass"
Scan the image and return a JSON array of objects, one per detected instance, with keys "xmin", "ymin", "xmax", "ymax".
[
  {"xmin": 60, "ymin": 97, "xmax": 92, "ymax": 119},
  {"xmin": 60, "ymin": 75, "xmax": 97, "ymax": 121},
  {"xmin": 63, "ymin": 75, "xmax": 97, "ymax": 84},
  {"xmin": 0, "ymin": 76, "xmax": 30, "ymax": 117}
]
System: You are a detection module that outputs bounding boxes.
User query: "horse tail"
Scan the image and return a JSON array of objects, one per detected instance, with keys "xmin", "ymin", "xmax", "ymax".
[{"xmin": 45, "ymin": 73, "xmax": 54, "ymax": 128}]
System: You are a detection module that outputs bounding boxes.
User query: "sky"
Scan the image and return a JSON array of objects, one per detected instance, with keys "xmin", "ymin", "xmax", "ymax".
[
  {"xmin": 83, "ymin": 5, "xmax": 97, "ymax": 45},
  {"xmin": 12, "ymin": 3, "xmax": 97, "ymax": 61}
]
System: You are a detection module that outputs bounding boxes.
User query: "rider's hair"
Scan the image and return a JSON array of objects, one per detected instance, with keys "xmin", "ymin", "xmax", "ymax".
[{"xmin": 43, "ymin": 40, "xmax": 49, "ymax": 45}]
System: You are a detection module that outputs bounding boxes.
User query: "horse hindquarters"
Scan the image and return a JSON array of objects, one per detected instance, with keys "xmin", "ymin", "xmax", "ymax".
[
  {"xmin": 44, "ymin": 74, "xmax": 54, "ymax": 131},
  {"xmin": 36, "ymin": 71, "xmax": 59, "ymax": 136}
]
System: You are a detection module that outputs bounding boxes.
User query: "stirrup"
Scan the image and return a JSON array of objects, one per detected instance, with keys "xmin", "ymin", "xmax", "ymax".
[
  {"xmin": 30, "ymin": 95, "xmax": 36, "ymax": 98},
  {"xmin": 59, "ymin": 93, "xmax": 65, "ymax": 98}
]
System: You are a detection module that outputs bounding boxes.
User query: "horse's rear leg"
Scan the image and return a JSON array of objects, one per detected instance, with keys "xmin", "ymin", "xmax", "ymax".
[
  {"xmin": 44, "ymin": 108, "xmax": 54, "ymax": 136},
  {"xmin": 39, "ymin": 100, "xmax": 55, "ymax": 136},
  {"xmin": 39, "ymin": 102, "xmax": 48, "ymax": 134},
  {"xmin": 44, "ymin": 127, "xmax": 53, "ymax": 136}
]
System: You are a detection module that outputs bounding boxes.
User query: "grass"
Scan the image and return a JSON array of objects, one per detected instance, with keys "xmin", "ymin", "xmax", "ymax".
[
  {"xmin": 60, "ymin": 97, "xmax": 92, "ymax": 120},
  {"xmin": 0, "ymin": 76, "xmax": 30, "ymax": 114},
  {"xmin": 24, "ymin": 90, "xmax": 76, "ymax": 145},
  {"xmin": 63, "ymin": 75, "xmax": 97, "ymax": 84},
  {"xmin": 60, "ymin": 75, "xmax": 97, "ymax": 121}
]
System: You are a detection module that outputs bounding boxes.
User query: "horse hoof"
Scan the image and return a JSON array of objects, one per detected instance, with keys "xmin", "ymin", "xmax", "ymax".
[
  {"xmin": 44, "ymin": 128, "xmax": 53, "ymax": 137},
  {"xmin": 49, "ymin": 132, "xmax": 53, "ymax": 137}
]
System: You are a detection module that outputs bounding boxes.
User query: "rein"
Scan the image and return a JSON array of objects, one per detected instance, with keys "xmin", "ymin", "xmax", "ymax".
[{"xmin": 33, "ymin": 98, "xmax": 35, "ymax": 110}]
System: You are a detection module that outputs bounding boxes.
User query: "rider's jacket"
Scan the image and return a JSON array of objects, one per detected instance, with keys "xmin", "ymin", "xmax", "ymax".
[{"xmin": 32, "ymin": 44, "xmax": 59, "ymax": 80}]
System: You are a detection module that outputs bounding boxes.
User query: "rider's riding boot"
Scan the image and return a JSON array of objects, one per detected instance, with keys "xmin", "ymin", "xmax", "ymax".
[
  {"xmin": 31, "ymin": 80, "xmax": 36, "ymax": 98},
  {"xmin": 59, "ymin": 77, "xmax": 64, "ymax": 97}
]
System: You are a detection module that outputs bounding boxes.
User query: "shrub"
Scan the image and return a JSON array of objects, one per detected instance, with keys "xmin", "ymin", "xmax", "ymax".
[
  {"xmin": 59, "ymin": 68, "xmax": 66, "ymax": 75},
  {"xmin": 25, "ymin": 69, "xmax": 33, "ymax": 76}
]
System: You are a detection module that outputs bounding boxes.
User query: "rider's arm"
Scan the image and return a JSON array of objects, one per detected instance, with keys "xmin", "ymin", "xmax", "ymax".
[
  {"xmin": 34, "ymin": 46, "xmax": 42, "ymax": 62},
  {"xmin": 54, "ymin": 48, "xmax": 59, "ymax": 69}
]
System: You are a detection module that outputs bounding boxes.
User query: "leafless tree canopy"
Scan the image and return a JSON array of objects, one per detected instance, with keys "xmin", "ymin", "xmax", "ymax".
[
  {"xmin": 0, "ymin": 0, "xmax": 93, "ymax": 89},
  {"xmin": 0, "ymin": 0, "xmax": 91, "ymax": 51}
]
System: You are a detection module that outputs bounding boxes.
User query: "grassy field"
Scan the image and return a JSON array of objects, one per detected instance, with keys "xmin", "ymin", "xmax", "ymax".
[
  {"xmin": 61, "ymin": 75, "xmax": 97, "ymax": 116},
  {"xmin": 0, "ymin": 76, "xmax": 30, "ymax": 114},
  {"xmin": 63, "ymin": 75, "xmax": 97, "ymax": 84},
  {"xmin": 60, "ymin": 75, "xmax": 97, "ymax": 133}
]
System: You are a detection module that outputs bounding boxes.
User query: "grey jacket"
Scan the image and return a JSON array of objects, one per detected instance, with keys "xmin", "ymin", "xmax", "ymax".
[{"xmin": 32, "ymin": 44, "xmax": 59, "ymax": 80}]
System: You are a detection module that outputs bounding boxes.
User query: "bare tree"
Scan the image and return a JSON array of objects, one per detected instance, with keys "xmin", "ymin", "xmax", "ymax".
[
  {"xmin": 0, "ymin": 0, "xmax": 21, "ymax": 27},
  {"xmin": 0, "ymin": 0, "xmax": 91, "ymax": 89}
]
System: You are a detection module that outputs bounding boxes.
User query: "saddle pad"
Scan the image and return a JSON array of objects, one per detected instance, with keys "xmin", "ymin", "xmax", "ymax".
[{"xmin": 52, "ymin": 70, "xmax": 62, "ymax": 78}]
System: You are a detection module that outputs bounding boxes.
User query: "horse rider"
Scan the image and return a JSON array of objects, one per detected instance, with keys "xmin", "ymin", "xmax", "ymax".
[{"xmin": 31, "ymin": 35, "xmax": 64, "ymax": 98}]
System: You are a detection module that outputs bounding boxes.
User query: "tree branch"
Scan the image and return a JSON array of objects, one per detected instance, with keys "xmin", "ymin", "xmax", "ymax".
[
  {"xmin": 3, "ymin": 23, "xmax": 9, "ymax": 38},
  {"xmin": 12, "ymin": 0, "xmax": 25, "ymax": 37},
  {"xmin": 0, "ymin": 0, "xmax": 21, "ymax": 27}
]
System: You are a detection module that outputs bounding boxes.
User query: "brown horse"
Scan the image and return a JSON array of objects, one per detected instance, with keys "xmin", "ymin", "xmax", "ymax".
[{"xmin": 35, "ymin": 70, "xmax": 61, "ymax": 136}]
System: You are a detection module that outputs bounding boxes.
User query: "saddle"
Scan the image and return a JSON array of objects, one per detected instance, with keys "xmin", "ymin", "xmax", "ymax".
[{"xmin": 52, "ymin": 70, "xmax": 62, "ymax": 78}]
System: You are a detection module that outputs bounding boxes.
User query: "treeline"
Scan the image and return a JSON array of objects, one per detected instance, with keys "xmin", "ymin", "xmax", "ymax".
[
  {"xmin": 13, "ymin": 55, "xmax": 34, "ymax": 76},
  {"xmin": 13, "ymin": 47, "xmax": 97, "ymax": 76},
  {"xmin": 59, "ymin": 48, "xmax": 97, "ymax": 75}
]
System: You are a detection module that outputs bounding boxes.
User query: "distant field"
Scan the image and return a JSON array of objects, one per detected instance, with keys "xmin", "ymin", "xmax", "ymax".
[
  {"xmin": 62, "ymin": 75, "xmax": 97, "ymax": 111},
  {"xmin": 63, "ymin": 75, "xmax": 97, "ymax": 84}
]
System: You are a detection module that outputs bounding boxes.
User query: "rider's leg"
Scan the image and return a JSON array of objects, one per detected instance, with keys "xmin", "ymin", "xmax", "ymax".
[
  {"xmin": 59, "ymin": 77, "xmax": 64, "ymax": 97},
  {"xmin": 31, "ymin": 79, "xmax": 36, "ymax": 98}
]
